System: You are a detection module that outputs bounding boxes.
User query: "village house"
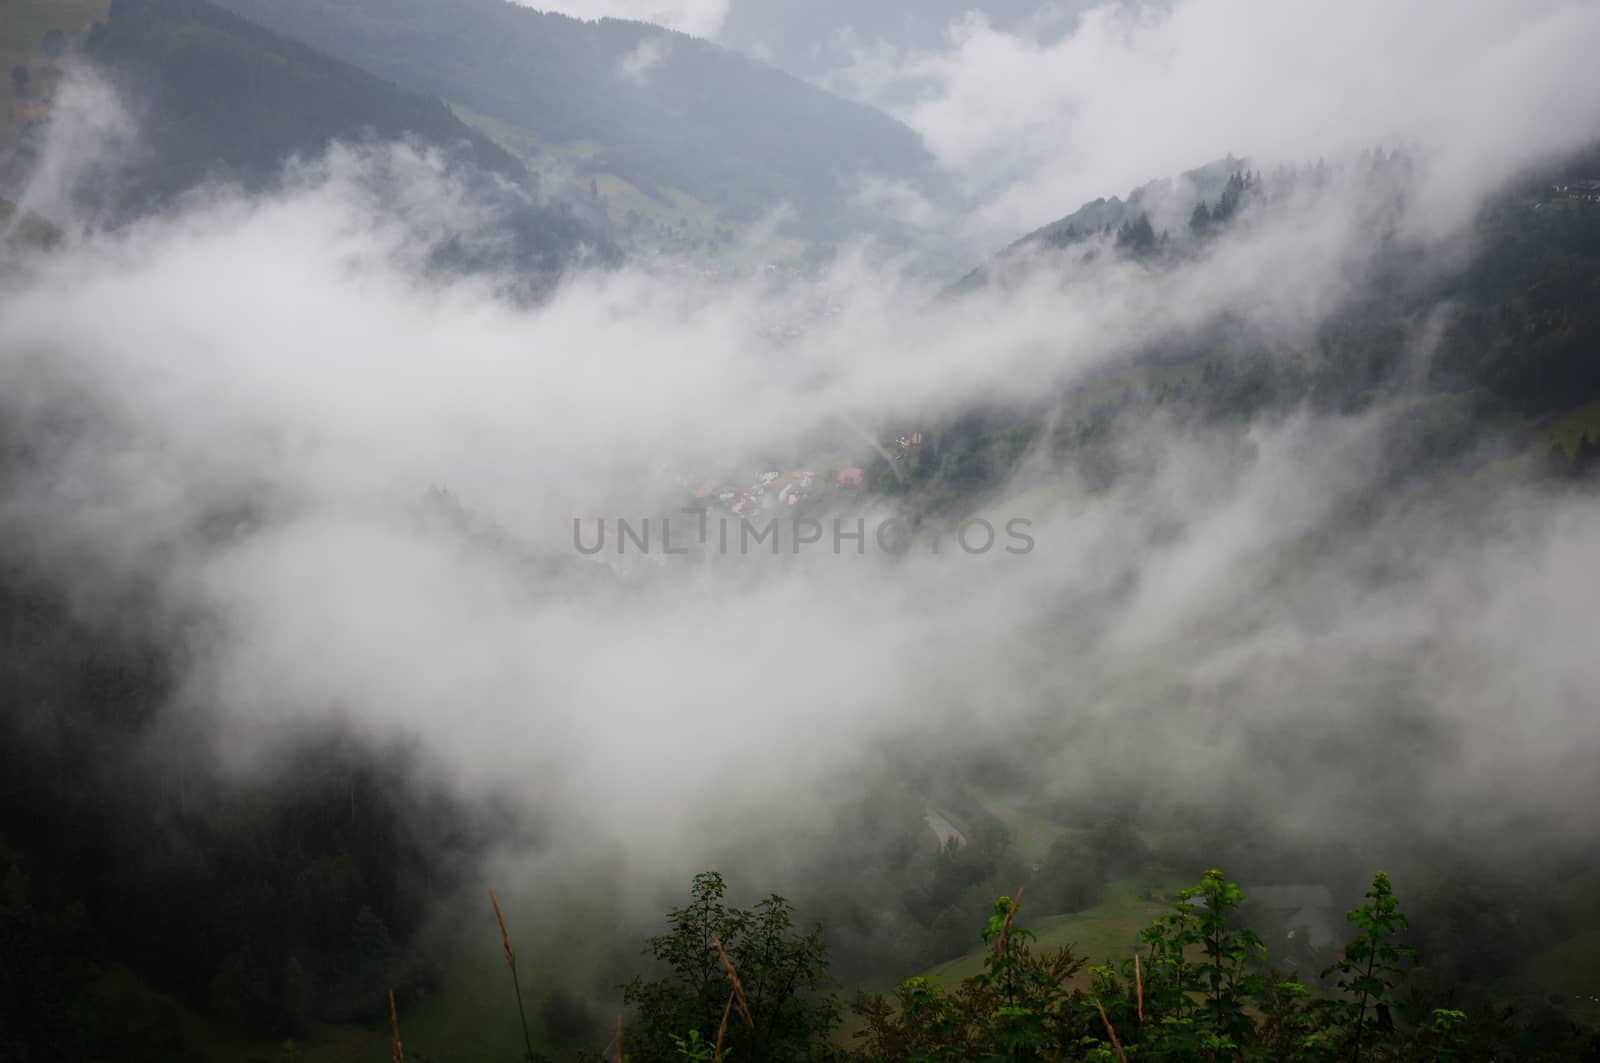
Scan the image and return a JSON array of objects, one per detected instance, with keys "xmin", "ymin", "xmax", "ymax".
[{"xmin": 1554, "ymin": 178, "xmax": 1600, "ymax": 203}]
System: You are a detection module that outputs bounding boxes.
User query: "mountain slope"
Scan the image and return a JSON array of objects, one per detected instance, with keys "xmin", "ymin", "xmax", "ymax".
[
  {"xmin": 88, "ymin": 0, "xmax": 525, "ymax": 196},
  {"xmin": 205, "ymin": 0, "xmax": 953, "ymax": 243},
  {"xmin": 717, "ymin": 0, "xmax": 1081, "ymax": 90},
  {"xmin": 67, "ymin": 0, "xmax": 613, "ymax": 278},
  {"xmin": 0, "ymin": 1, "xmax": 112, "ymax": 188},
  {"xmin": 0, "ymin": 194, "xmax": 63, "ymax": 250},
  {"xmin": 871, "ymin": 148, "xmax": 1600, "ymax": 518},
  {"xmin": 954, "ymin": 157, "xmax": 1247, "ymax": 291}
]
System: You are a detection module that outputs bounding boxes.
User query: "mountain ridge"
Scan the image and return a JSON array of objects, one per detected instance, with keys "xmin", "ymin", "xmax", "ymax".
[
  {"xmin": 0, "ymin": 0, "xmax": 618, "ymax": 283},
  {"xmin": 204, "ymin": 0, "xmax": 956, "ymax": 243}
]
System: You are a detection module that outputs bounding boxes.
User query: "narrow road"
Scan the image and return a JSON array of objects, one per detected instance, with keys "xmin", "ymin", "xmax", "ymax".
[{"xmin": 925, "ymin": 809, "xmax": 968, "ymax": 850}]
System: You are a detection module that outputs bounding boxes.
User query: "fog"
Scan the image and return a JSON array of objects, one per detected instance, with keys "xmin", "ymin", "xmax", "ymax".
[
  {"xmin": 0, "ymin": 33, "xmax": 1598, "ymax": 1032},
  {"xmin": 794, "ymin": 0, "xmax": 1600, "ymax": 248},
  {"xmin": 4, "ymin": 61, "xmax": 1599, "ymax": 924},
  {"xmin": 466, "ymin": 1, "xmax": 1600, "ymax": 254}
]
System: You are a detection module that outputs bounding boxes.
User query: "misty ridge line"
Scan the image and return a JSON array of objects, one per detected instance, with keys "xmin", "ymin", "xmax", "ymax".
[{"xmin": 571, "ymin": 512, "xmax": 1037, "ymax": 556}]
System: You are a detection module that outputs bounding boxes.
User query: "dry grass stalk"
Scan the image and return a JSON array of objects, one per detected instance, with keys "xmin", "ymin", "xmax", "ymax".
[
  {"xmin": 489, "ymin": 887, "xmax": 514, "ymax": 967},
  {"xmin": 712, "ymin": 938, "xmax": 754, "ymax": 1029},
  {"xmin": 1134, "ymin": 952, "xmax": 1144, "ymax": 1025},
  {"xmin": 712, "ymin": 987, "xmax": 736, "ymax": 1063},
  {"xmin": 615, "ymin": 1013, "xmax": 623, "ymax": 1063},
  {"xmin": 488, "ymin": 887, "xmax": 537, "ymax": 1063},
  {"xmin": 1095, "ymin": 999, "xmax": 1128, "ymax": 1063},
  {"xmin": 388, "ymin": 990, "xmax": 405, "ymax": 1063},
  {"xmin": 994, "ymin": 886, "xmax": 1025, "ymax": 959}
]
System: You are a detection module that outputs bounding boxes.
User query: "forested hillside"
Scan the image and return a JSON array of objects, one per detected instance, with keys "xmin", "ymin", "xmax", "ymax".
[
  {"xmin": 953, "ymin": 157, "xmax": 1249, "ymax": 292},
  {"xmin": 88, "ymin": 0, "xmax": 526, "ymax": 198},
  {"xmin": 0, "ymin": 496, "xmax": 498, "ymax": 1056},
  {"xmin": 204, "ymin": 0, "xmax": 953, "ymax": 243},
  {"xmin": 1, "ymin": 0, "xmax": 615, "ymax": 284},
  {"xmin": 920, "ymin": 149, "xmax": 1600, "ymax": 512}
]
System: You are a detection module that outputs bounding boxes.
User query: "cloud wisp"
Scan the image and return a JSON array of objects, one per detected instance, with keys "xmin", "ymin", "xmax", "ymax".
[{"xmin": 826, "ymin": 0, "xmax": 1600, "ymax": 246}]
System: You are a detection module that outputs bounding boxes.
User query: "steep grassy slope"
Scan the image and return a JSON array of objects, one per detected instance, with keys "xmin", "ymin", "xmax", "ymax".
[
  {"xmin": 65, "ymin": 0, "xmax": 613, "ymax": 277},
  {"xmin": 206, "ymin": 0, "xmax": 952, "ymax": 243},
  {"xmin": 916, "ymin": 874, "xmax": 1179, "ymax": 988},
  {"xmin": 85, "ymin": 0, "xmax": 514, "ymax": 197}
]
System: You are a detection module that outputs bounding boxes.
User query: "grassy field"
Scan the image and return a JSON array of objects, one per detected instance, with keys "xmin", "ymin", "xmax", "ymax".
[
  {"xmin": 1542, "ymin": 398, "xmax": 1600, "ymax": 459},
  {"xmin": 365, "ymin": 945, "xmax": 533, "ymax": 1063},
  {"xmin": 318, "ymin": 881, "xmax": 638, "ymax": 1063},
  {"xmin": 916, "ymin": 873, "xmax": 1180, "ymax": 989},
  {"xmin": 451, "ymin": 101, "xmax": 810, "ymax": 267},
  {"xmin": 125, "ymin": 882, "xmax": 626, "ymax": 1063},
  {"xmin": 1518, "ymin": 867, "xmax": 1600, "ymax": 1028},
  {"xmin": 833, "ymin": 872, "xmax": 1178, "ymax": 1046},
  {"xmin": 967, "ymin": 785, "xmax": 1071, "ymax": 864},
  {"xmin": 450, "ymin": 102, "xmax": 717, "ymax": 232},
  {"xmin": 1526, "ymin": 929, "xmax": 1600, "ymax": 1027}
]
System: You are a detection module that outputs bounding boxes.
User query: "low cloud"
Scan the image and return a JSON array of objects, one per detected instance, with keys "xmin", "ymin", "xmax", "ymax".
[
  {"xmin": 3, "ymin": 55, "xmax": 1598, "ymax": 899},
  {"xmin": 833, "ymin": 0, "xmax": 1600, "ymax": 243},
  {"xmin": 12, "ymin": 68, "xmax": 138, "ymax": 236},
  {"xmin": 618, "ymin": 38, "xmax": 673, "ymax": 83}
]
